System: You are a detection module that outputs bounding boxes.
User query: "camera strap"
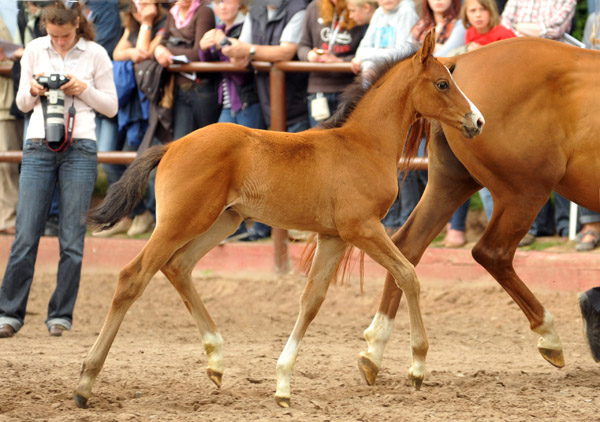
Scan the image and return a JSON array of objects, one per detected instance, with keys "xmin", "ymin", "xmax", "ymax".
[{"xmin": 41, "ymin": 95, "xmax": 76, "ymax": 152}]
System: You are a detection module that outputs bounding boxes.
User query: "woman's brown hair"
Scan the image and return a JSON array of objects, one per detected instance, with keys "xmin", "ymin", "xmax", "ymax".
[
  {"xmin": 419, "ymin": 0, "xmax": 462, "ymax": 27},
  {"xmin": 459, "ymin": 0, "xmax": 501, "ymax": 31},
  {"xmin": 318, "ymin": 0, "xmax": 357, "ymax": 30},
  {"xmin": 41, "ymin": 1, "xmax": 95, "ymax": 41}
]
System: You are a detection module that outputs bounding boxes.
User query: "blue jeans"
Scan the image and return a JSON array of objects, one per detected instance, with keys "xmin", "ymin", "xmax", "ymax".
[
  {"xmin": 449, "ymin": 199, "xmax": 470, "ymax": 231},
  {"xmin": 95, "ymin": 115, "xmax": 124, "ymax": 186},
  {"xmin": 219, "ymin": 103, "xmax": 265, "ymax": 129},
  {"xmin": 579, "ymin": 206, "xmax": 600, "ymax": 225},
  {"xmin": 0, "ymin": 139, "xmax": 98, "ymax": 332},
  {"xmin": 530, "ymin": 192, "xmax": 570, "ymax": 237},
  {"xmin": 478, "ymin": 187, "xmax": 493, "ymax": 221},
  {"xmin": 308, "ymin": 92, "xmax": 341, "ymax": 128},
  {"xmin": 173, "ymin": 81, "xmax": 220, "ymax": 140}
]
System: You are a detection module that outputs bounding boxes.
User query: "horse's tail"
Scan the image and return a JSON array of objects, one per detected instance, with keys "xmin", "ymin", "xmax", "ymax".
[
  {"xmin": 88, "ymin": 145, "xmax": 169, "ymax": 230},
  {"xmin": 299, "ymin": 234, "xmax": 365, "ymax": 293}
]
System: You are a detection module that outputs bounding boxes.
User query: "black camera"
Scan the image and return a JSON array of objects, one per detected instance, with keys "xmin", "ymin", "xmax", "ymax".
[
  {"xmin": 219, "ymin": 37, "xmax": 232, "ymax": 47},
  {"xmin": 36, "ymin": 74, "xmax": 70, "ymax": 145}
]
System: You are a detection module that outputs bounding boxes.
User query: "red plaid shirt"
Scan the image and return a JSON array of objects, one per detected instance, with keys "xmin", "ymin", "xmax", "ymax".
[{"xmin": 500, "ymin": 0, "xmax": 576, "ymax": 40}]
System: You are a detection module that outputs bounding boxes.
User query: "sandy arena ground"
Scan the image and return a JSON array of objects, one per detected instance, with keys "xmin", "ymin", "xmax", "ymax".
[{"xmin": 0, "ymin": 269, "xmax": 598, "ymax": 421}]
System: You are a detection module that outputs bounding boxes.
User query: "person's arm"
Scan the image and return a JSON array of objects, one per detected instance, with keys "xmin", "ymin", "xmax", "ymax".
[
  {"xmin": 435, "ymin": 20, "xmax": 466, "ymax": 57},
  {"xmin": 77, "ymin": 48, "xmax": 118, "ymax": 118},
  {"xmin": 15, "ymin": 43, "xmax": 39, "ymax": 113},
  {"xmin": 223, "ymin": 10, "xmax": 305, "ymax": 62},
  {"xmin": 297, "ymin": 3, "xmax": 315, "ymax": 61},
  {"xmin": 500, "ymin": 0, "xmax": 517, "ymax": 32},
  {"xmin": 525, "ymin": 0, "xmax": 576, "ymax": 39}
]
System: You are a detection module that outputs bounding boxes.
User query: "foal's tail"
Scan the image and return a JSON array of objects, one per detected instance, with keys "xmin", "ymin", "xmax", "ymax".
[
  {"xmin": 89, "ymin": 145, "xmax": 169, "ymax": 230},
  {"xmin": 299, "ymin": 235, "xmax": 365, "ymax": 292}
]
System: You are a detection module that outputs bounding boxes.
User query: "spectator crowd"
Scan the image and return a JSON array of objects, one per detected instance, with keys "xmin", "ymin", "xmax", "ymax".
[{"xmin": 0, "ymin": 0, "xmax": 598, "ymax": 340}]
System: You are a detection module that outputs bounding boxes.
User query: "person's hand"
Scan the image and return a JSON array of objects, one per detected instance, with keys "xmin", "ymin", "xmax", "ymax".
[
  {"xmin": 62, "ymin": 74, "xmax": 87, "ymax": 97},
  {"xmin": 221, "ymin": 38, "xmax": 250, "ymax": 59},
  {"xmin": 11, "ymin": 47, "xmax": 24, "ymax": 60},
  {"xmin": 154, "ymin": 44, "xmax": 173, "ymax": 67},
  {"xmin": 350, "ymin": 56, "xmax": 362, "ymax": 74},
  {"xmin": 466, "ymin": 42, "xmax": 482, "ymax": 52},
  {"xmin": 138, "ymin": 2, "xmax": 158, "ymax": 25},
  {"xmin": 29, "ymin": 73, "xmax": 47, "ymax": 97},
  {"xmin": 213, "ymin": 29, "xmax": 227, "ymax": 48},
  {"xmin": 230, "ymin": 56, "xmax": 250, "ymax": 68},
  {"xmin": 317, "ymin": 51, "xmax": 342, "ymax": 63},
  {"xmin": 130, "ymin": 47, "xmax": 151, "ymax": 63},
  {"xmin": 200, "ymin": 28, "xmax": 216, "ymax": 50},
  {"xmin": 306, "ymin": 48, "xmax": 321, "ymax": 62}
]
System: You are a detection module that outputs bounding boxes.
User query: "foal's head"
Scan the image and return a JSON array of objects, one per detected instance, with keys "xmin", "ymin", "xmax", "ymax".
[{"xmin": 409, "ymin": 30, "xmax": 484, "ymax": 138}]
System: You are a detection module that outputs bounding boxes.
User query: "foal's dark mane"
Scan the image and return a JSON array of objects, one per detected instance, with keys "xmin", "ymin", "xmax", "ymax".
[{"xmin": 319, "ymin": 51, "xmax": 417, "ymax": 130}]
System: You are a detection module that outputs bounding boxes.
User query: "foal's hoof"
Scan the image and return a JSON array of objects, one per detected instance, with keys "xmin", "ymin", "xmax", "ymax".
[
  {"xmin": 358, "ymin": 354, "xmax": 379, "ymax": 386},
  {"xmin": 538, "ymin": 347, "xmax": 565, "ymax": 368},
  {"xmin": 73, "ymin": 392, "xmax": 89, "ymax": 409},
  {"xmin": 207, "ymin": 369, "xmax": 223, "ymax": 388},
  {"xmin": 408, "ymin": 368, "xmax": 424, "ymax": 390},
  {"xmin": 274, "ymin": 395, "xmax": 291, "ymax": 408}
]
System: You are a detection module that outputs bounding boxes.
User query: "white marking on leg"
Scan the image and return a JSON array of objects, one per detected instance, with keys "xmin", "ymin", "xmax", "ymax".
[
  {"xmin": 533, "ymin": 310, "xmax": 563, "ymax": 351},
  {"xmin": 203, "ymin": 332, "xmax": 224, "ymax": 374},
  {"xmin": 360, "ymin": 312, "xmax": 394, "ymax": 368},
  {"xmin": 276, "ymin": 338, "xmax": 300, "ymax": 399}
]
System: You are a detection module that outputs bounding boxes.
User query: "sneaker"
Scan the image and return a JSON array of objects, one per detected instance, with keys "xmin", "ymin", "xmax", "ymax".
[
  {"xmin": 579, "ymin": 292, "xmax": 600, "ymax": 362},
  {"xmin": 127, "ymin": 211, "xmax": 154, "ymax": 236},
  {"xmin": 92, "ymin": 218, "xmax": 132, "ymax": 238},
  {"xmin": 518, "ymin": 232, "xmax": 536, "ymax": 247}
]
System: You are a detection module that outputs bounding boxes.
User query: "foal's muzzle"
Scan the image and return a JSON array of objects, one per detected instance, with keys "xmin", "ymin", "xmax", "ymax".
[{"xmin": 462, "ymin": 112, "xmax": 485, "ymax": 138}]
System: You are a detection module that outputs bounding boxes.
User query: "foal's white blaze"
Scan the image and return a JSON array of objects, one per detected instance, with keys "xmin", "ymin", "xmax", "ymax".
[
  {"xmin": 445, "ymin": 66, "xmax": 485, "ymax": 128},
  {"xmin": 533, "ymin": 310, "xmax": 563, "ymax": 351},
  {"xmin": 203, "ymin": 332, "xmax": 224, "ymax": 373},
  {"xmin": 276, "ymin": 338, "xmax": 300, "ymax": 399},
  {"xmin": 360, "ymin": 312, "xmax": 394, "ymax": 368}
]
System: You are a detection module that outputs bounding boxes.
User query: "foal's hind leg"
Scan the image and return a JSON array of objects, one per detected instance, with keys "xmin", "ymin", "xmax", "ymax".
[
  {"xmin": 343, "ymin": 222, "xmax": 429, "ymax": 390},
  {"xmin": 275, "ymin": 235, "xmax": 347, "ymax": 408},
  {"xmin": 161, "ymin": 209, "xmax": 243, "ymax": 388},
  {"xmin": 74, "ymin": 234, "xmax": 186, "ymax": 408},
  {"xmin": 471, "ymin": 198, "xmax": 564, "ymax": 368}
]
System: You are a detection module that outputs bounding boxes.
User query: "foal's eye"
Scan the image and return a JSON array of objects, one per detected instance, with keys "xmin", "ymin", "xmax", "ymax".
[{"xmin": 436, "ymin": 81, "xmax": 449, "ymax": 91}]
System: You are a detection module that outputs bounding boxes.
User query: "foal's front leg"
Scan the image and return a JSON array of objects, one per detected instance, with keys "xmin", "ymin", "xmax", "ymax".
[
  {"xmin": 275, "ymin": 235, "xmax": 347, "ymax": 407},
  {"xmin": 345, "ymin": 222, "xmax": 428, "ymax": 389}
]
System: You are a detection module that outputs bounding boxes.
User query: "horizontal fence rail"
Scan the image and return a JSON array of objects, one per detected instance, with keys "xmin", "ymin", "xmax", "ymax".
[{"xmin": 0, "ymin": 60, "xmax": 428, "ymax": 273}]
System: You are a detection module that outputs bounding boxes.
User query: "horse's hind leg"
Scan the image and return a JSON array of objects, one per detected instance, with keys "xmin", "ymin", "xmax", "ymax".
[
  {"xmin": 275, "ymin": 235, "xmax": 347, "ymax": 408},
  {"xmin": 161, "ymin": 209, "xmax": 243, "ymax": 388},
  {"xmin": 74, "ymin": 234, "xmax": 185, "ymax": 408},
  {"xmin": 471, "ymin": 198, "xmax": 564, "ymax": 368}
]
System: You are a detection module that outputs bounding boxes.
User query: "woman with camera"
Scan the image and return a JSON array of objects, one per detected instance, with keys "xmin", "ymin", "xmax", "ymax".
[{"xmin": 0, "ymin": 2, "xmax": 118, "ymax": 338}]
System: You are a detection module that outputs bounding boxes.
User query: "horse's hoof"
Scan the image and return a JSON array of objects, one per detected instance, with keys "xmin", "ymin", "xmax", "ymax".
[
  {"xmin": 274, "ymin": 395, "xmax": 291, "ymax": 408},
  {"xmin": 411, "ymin": 375, "xmax": 423, "ymax": 390},
  {"xmin": 358, "ymin": 354, "xmax": 379, "ymax": 386},
  {"xmin": 207, "ymin": 369, "xmax": 223, "ymax": 388},
  {"xmin": 538, "ymin": 347, "xmax": 565, "ymax": 368},
  {"xmin": 73, "ymin": 392, "xmax": 88, "ymax": 409}
]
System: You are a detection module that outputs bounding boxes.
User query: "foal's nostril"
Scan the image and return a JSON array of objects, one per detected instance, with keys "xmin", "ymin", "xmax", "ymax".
[{"xmin": 476, "ymin": 118, "xmax": 484, "ymax": 130}]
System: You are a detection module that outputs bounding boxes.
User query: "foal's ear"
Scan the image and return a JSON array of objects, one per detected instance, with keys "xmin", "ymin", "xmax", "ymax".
[{"xmin": 419, "ymin": 29, "xmax": 436, "ymax": 64}]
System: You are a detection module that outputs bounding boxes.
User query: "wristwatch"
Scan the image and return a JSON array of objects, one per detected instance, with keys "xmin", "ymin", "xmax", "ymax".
[
  {"xmin": 140, "ymin": 24, "xmax": 152, "ymax": 31},
  {"xmin": 249, "ymin": 44, "xmax": 256, "ymax": 58}
]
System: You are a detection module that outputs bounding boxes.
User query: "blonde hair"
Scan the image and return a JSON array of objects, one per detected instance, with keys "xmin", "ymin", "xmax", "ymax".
[
  {"xmin": 346, "ymin": 0, "xmax": 378, "ymax": 7},
  {"xmin": 460, "ymin": 0, "xmax": 501, "ymax": 31}
]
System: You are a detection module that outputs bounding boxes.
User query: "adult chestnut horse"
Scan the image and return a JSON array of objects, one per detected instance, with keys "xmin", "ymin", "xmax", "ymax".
[
  {"xmin": 73, "ymin": 31, "xmax": 483, "ymax": 408},
  {"xmin": 358, "ymin": 37, "xmax": 600, "ymax": 386}
]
